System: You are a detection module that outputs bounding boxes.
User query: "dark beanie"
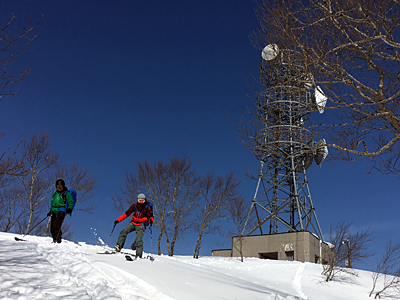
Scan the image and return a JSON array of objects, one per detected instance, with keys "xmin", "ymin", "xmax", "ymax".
[{"xmin": 55, "ymin": 179, "xmax": 65, "ymax": 187}]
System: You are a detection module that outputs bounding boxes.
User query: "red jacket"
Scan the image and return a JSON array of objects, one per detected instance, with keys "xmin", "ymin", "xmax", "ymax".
[{"xmin": 117, "ymin": 200, "xmax": 154, "ymax": 226}]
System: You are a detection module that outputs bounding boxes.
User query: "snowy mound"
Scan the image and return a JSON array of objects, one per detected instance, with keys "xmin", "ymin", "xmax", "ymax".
[{"xmin": 0, "ymin": 232, "xmax": 382, "ymax": 299}]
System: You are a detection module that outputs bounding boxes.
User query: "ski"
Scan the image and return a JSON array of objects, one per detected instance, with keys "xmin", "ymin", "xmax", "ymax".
[
  {"xmin": 125, "ymin": 255, "xmax": 154, "ymax": 261},
  {"xmin": 15, "ymin": 237, "xmax": 27, "ymax": 242},
  {"xmin": 95, "ymin": 241, "xmax": 115, "ymax": 253},
  {"xmin": 125, "ymin": 255, "xmax": 137, "ymax": 261},
  {"xmin": 95, "ymin": 241, "xmax": 135, "ymax": 256}
]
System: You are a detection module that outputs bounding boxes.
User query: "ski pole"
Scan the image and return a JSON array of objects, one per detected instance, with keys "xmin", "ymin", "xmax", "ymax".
[
  {"xmin": 26, "ymin": 215, "xmax": 50, "ymax": 235},
  {"xmin": 150, "ymin": 224, "xmax": 153, "ymax": 261},
  {"xmin": 16, "ymin": 215, "xmax": 50, "ymax": 241},
  {"xmin": 105, "ymin": 224, "xmax": 116, "ymax": 247}
]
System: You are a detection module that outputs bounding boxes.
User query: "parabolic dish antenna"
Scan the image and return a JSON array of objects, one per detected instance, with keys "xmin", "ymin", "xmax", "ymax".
[
  {"xmin": 304, "ymin": 73, "xmax": 314, "ymax": 89},
  {"xmin": 262, "ymin": 44, "xmax": 279, "ymax": 61},
  {"xmin": 315, "ymin": 86, "xmax": 327, "ymax": 113},
  {"xmin": 294, "ymin": 152, "xmax": 313, "ymax": 172},
  {"xmin": 314, "ymin": 138, "xmax": 328, "ymax": 165}
]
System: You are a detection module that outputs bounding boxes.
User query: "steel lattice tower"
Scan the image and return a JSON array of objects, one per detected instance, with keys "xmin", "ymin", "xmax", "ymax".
[{"xmin": 243, "ymin": 46, "xmax": 325, "ymax": 240}]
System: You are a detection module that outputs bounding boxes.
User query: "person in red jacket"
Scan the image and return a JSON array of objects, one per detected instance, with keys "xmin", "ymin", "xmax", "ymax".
[{"xmin": 114, "ymin": 193, "xmax": 154, "ymax": 258}]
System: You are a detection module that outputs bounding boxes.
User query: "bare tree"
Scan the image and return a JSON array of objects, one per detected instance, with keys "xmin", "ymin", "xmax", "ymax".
[
  {"xmin": 161, "ymin": 157, "xmax": 201, "ymax": 256},
  {"xmin": 1, "ymin": 132, "xmax": 97, "ymax": 237},
  {"xmin": 113, "ymin": 161, "xmax": 164, "ymax": 254},
  {"xmin": 0, "ymin": 139, "xmax": 28, "ymax": 184},
  {"xmin": 15, "ymin": 209, "xmax": 47, "ymax": 236},
  {"xmin": 137, "ymin": 160, "xmax": 170, "ymax": 255},
  {"xmin": 20, "ymin": 132, "xmax": 58, "ymax": 234},
  {"xmin": 55, "ymin": 162, "xmax": 97, "ymax": 213},
  {"xmin": 0, "ymin": 183, "xmax": 27, "ymax": 231},
  {"xmin": 193, "ymin": 172, "xmax": 241, "ymax": 259},
  {"xmin": 0, "ymin": 11, "xmax": 41, "ymax": 96},
  {"xmin": 42, "ymin": 163, "xmax": 97, "ymax": 236},
  {"xmin": 226, "ymin": 197, "xmax": 251, "ymax": 262},
  {"xmin": 243, "ymin": 0, "xmax": 400, "ymax": 174},
  {"xmin": 113, "ymin": 156, "xmax": 201, "ymax": 256},
  {"xmin": 0, "ymin": 11, "xmax": 41, "ymax": 185},
  {"xmin": 322, "ymin": 221, "xmax": 374, "ymax": 281},
  {"xmin": 370, "ymin": 241, "xmax": 400, "ymax": 299}
]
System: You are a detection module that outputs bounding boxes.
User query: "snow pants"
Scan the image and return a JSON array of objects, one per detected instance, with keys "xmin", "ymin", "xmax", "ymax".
[
  {"xmin": 117, "ymin": 222, "xmax": 144, "ymax": 258},
  {"xmin": 50, "ymin": 211, "xmax": 66, "ymax": 243}
]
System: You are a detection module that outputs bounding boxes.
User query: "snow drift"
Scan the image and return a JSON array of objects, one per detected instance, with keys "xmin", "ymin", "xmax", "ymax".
[{"xmin": 0, "ymin": 232, "xmax": 394, "ymax": 300}]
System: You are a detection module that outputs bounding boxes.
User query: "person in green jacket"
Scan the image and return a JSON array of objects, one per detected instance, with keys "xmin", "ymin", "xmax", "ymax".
[{"xmin": 47, "ymin": 179, "xmax": 73, "ymax": 243}]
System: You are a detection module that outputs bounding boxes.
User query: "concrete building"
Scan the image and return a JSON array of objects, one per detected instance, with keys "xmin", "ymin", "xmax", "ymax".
[{"xmin": 212, "ymin": 231, "xmax": 331, "ymax": 264}]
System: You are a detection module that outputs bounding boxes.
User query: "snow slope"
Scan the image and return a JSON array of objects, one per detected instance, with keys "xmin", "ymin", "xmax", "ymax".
[{"xmin": 0, "ymin": 232, "xmax": 394, "ymax": 300}]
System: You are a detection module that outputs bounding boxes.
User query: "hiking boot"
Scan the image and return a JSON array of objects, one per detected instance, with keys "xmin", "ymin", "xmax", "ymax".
[
  {"xmin": 131, "ymin": 241, "xmax": 136, "ymax": 250},
  {"xmin": 115, "ymin": 245, "xmax": 121, "ymax": 252}
]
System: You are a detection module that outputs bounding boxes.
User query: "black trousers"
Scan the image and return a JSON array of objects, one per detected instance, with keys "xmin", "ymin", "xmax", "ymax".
[{"xmin": 50, "ymin": 211, "xmax": 66, "ymax": 243}]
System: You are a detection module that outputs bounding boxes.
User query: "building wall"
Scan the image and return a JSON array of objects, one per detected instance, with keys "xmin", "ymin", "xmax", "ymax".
[
  {"xmin": 211, "ymin": 249, "xmax": 232, "ymax": 257},
  {"xmin": 229, "ymin": 231, "xmax": 330, "ymax": 263}
]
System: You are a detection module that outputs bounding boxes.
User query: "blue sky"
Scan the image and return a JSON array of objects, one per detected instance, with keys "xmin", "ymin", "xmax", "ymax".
[{"xmin": 0, "ymin": 1, "xmax": 399, "ymax": 271}]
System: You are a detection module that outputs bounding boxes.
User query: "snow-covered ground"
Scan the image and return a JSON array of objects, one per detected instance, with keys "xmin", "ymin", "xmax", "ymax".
[{"xmin": 0, "ymin": 232, "xmax": 395, "ymax": 300}]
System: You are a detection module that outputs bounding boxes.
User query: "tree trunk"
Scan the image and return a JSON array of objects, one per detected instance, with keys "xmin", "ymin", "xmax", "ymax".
[
  {"xmin": 170, "ymin": 240, "xmax": 175, "ymax": 256},
  {"xmin": 157, "ymin": 232, "xmax": 162, "ymax": 255},
  {"xmin": 157, "ymin": 224, "xmax": 164, "ymax": 255},
  {"xmin": 170, "ymin": 228, "xmax": 178, "ymax": 256},
  {"xmin": 25, "ymin": 179, "xmax": 36, "ymax": 235},
  {"xmin": 239, "ymin": 234, "xmax": 243, "ymax": 262},
  {"xmin": 163, "ymin": 227, "xmax": 172, "ymax": 256},
  {"xmin": 194, "ymin": 229, "xmax": 204, "ymax": 259},
  {"xmin": 193, "ymin": 241, "xmax": 199, "ymax": 259},
  {"xmin": 157, "ymin": 222, "xmax": 166, "ymax": 255},
  {"xmin": 4, "ymin": 223, "xmax": 11, "ymax": 232},
  {"xmin": 193, "ymin": 244, "xmax": 198, "ymax": 259},
  {"xmin": 44, "ymin": 217, "xmax": 51, "ymax": 236},
  {"xmin": 25, "ymin": 202, "xmax": 34, "ymax": 235},
  {"xmin": 325, "ymin": 267, "xmax": 333, "ymax": 282}
]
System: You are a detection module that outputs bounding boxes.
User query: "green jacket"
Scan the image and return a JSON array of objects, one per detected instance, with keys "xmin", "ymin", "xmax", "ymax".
[{"xmin": 50, "ymin": 190, "xmax": 74, "ymax": 213}]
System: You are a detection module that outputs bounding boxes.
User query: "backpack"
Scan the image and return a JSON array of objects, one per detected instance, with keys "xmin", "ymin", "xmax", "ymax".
[
  {"xmin": 134, "ymin": 201, "xmax": 153, "ymax": 228},
  {"xmin": 62, "ymin": 190, "xmax": 77, "ymax": 215}
]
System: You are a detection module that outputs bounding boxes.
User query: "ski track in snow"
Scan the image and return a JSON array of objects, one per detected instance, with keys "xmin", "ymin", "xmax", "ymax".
[
  {"xmin": 128, "ymin": 261, "xmax": 179, "ymax": 300},
  {"xmin": 291, "ymin": 262, "xmax": 308, "ymax": 300},
  {"xmin": 167, "ymin": 256, "xmax": 304, "ymax": 300},
  {"xmin": 1, "ymin": 236, "xmax": 171, "ymax": 300},
  {"xmin": 35, "ymin": 240, "xmax": 171, "ymax": 300},
  {"xmin": 2, "ymin": 233, "xmax": 385, "ymax": 300},
  {"xmin": 1, "ymin": 238, "xmax": 100, "ymax": 300}
]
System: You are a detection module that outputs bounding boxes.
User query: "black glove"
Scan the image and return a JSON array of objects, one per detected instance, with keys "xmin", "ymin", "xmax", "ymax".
[
  {"xmin": 114, "ymin": 220, "xmax": 119, "ymax": 226},
  {"xmin": 66, "ymin": 208, "xmax": 72, "ymax": 214},
  {"xmin": 149, "ymin": 218, "xmax": 153, "ymax": 224},
  {"xmin": 47, "ymin": 211, "xmax": 52, "ymax": 217}
]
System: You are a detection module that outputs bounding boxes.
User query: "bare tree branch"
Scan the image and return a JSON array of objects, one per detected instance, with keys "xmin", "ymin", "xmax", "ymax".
[
  {"xmin": 322, "ymin": 221, "xmax": 374, "ymax": 281},
  {"xmin": 0, "ymin": 183, "xmax": 28, "ymax": 232},
  {"xmin": 193, "ymin": 172, "xmax": 241, "ymax": 259},
  {"xmin": 113, "ymin": 156, "xmax": 201, "ymax": 256},
  {"xmin": 238, "ymin": 0, "xmax": 400, "ymax": 174},
  {"xmin": 370, "ymin": 241, "xmax": 400, "ymax": 299},
  {"xmin": 55, "ymin": 162, "xmax": 97, "ymax": 213},
  {"xmin": 0, "ymin": 11, "xmax": 42, "ymax": 96},
  {"xmin": 225, "ymin": 197, "xmax": 255, "ymax": 262},
  {"xmin": 19, "ymin": 131, "xmax": 58, "ymax": 235}
]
